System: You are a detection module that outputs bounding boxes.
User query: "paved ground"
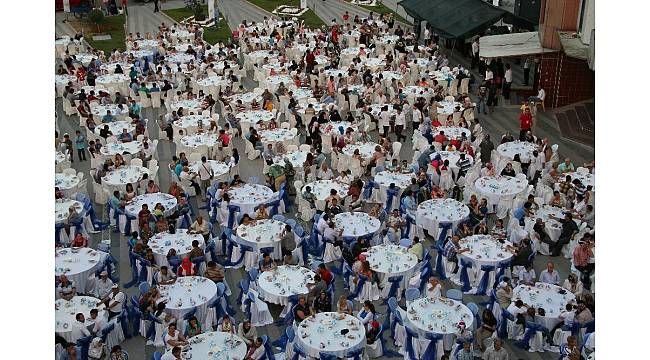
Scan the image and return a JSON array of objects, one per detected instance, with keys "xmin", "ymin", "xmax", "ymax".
[
  {"xmin": 307, "ymin": 0, "xmax": 412, "ymax": 30},
  {"xmin": 126, "ymin": 0, "xmax": 186, "ymax": 35},
  {"xmin": 55, "ymin": 6, "xmax": 594, "ymax": 360}
]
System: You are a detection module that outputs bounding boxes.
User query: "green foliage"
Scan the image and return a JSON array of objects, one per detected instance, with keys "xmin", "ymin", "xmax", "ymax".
[{"xmin": 88, "ymin": 9, "xmax": 105, "ymax": 26}]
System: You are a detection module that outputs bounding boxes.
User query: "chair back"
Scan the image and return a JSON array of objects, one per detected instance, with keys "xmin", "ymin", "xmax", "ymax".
[
  {"xmin": 446, "ymin": 289, "xmax": 463, "ymax": 301},
  {"xmin": 405, "ymin": 287, "xmax": 420, "ymax": 302},
  {"xmin": 399, "ymin": 238, "xmax": 412, "ymax": 247}
]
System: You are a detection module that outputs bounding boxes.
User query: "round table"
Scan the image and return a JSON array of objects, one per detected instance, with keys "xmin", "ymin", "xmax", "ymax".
[
  {"xmin": 263, "ymin": 75, "xmax": 293, "ymax": 91},
  {"xmin": 369, "ymin": 104, "xmax": 395, "ymax": 117},
  {"xmin": 169, "ymin": 99, "xmax": 203, "ymax": 114},
  {"xmin": 564, "ymin": 172, "xmax": 595, "ymax": 189},
  {"xmin": 75, "ymin": 53, "xmax": 96, "ymax": 66},
  {"xmin": 227, "ymin": 184, "xmax": 275, "ymax": 216},
  {"xmin": 302, "ymin": 180, "xmax": 349, "ymax": 201},
  {"xmin": 362, "ymin": 57, "xmax": 386, "ymax": 69},
  {"xmin": 158, "ymin": 276, "xmax": 218, "ymax": 322},
  {"xmin": 55, "ymin": 173, "xmax": 80, "ymax": 195},
  {"xmin": 405, "ymin": 297, "xmax": 474, "ymax": 336},
  {"xmin": 101, "ymin": 165, "xmax": 150, "ymax": 192},
  {"xmin": 342, "ymin": 142, "xmax": 378, "ymax": 161},
  {"xmin": 55, "ymin": 151, "xmax": 67, "ymax": 165},
  {"xmin": 523, "ymin": 205, "xmax": 572, "ymax": 243},
  {"xmin": 381, "ymin": 71, "xmax": 403, "ymax": 81},
  {"xmin": 512, "ymin": 283, "xmax": 576, "ymax": 329},
  {"xmin": 497, "ymin": 141, "xmax": 538, "ymax": 162},
  {"xmin": 430, "ymin": 151, "xmax": 474, "ymax": 168},
  {"xmin": 364, "ymin": 244, "xmax": 419, "ymax": 279},
  {"xmin": 125, "ymin": 193, "xmax": 178, "ymax": 217},
  {"xmin": 246, "ymin": 50, "xmax": 272, "ymax": 63},
  {"xmin": 56, "ymin": 199, "xmax": 84, "ymax": 224},
  {"xmin": 129, "ymin": 49, "xmax": 154, "ymax": 59},
  {"xmin": 404, "ymin": 85, "xmax": 435, "ymax": 98},
  {"xmin": 292, "ymin": 88, "xmax": 314, "ymax": 101},
  {"xmin": 374, "ymin": 171, "xmax": 414, "ymax": 208},
  {"xmin": 189, "ymin": 160, "xmax": 231, "ymax": 184},
  {"xmin": 321, "ymin": 121, "xmax": 358, "ymax": 138},
  {"xmin": 436, "ymin": 101, "xmax": 465, "ymax": 117},
  {"xmin": 296, "ymin": 102, "xmax": 337, "ymax": 119},
  {"xmin": 147, "ymin": 231, "xmax": 205, "ymax": 267},
  {"xmin": 474, "ymin": 176, "xmax": 528, "ymax": 204},
  {"xmin": 130, "ymin": 39, "xmax": 159, "ymax": 50},
  {"xmin": 173, "ymin": 115, "xmax": 213, "ymax": 135},
  {"xmin": 235, "ymin": 110, "xmax": 274, "ymax": 128},
  {"xmin": 55, "ymin": 74, "xmax": 76, "ymax": 86},
  {"xmin": 93, "ymin": 120, "xmax": 135, "ymax": 137},
  {"xmin": 235, "ymin": 219, "xmax": 286, "ymax": 259},
  {"xmin": 323, "ymin": 69, "xmax": 348, "ymax": 78},
  {"xmin": 228, "ymin": 92, "xmax": 262, "ymax": 105},
  {"xmin": 333, "ymin": 212, "xmax": 381, "ymax": 238},
  {"xmin": 166, "ymin": 53, "xmax": 196, "ymax": 64},
  {"xmin": 180, "ymin": 133, "xmax": 219, "ymax": 150},
  {"xmin": 379, "ymin": 35, "xmax": 400, "ymax": 44},
  {"xmin": 416, "ymin": 199, "xmax": 469, "ymax": 236},
  {"xmin": 55, "ymin": 248, "xmax": 102, "ymax": 293},
  {"xmin": 92, "ymin": 104, "xmax": 129, "ymax": 118},
  {"xmin": 457, "ymin": 235, "xmax": 514, "ymax": 289},
  {"xmin": 95, "ymin": 73, "xmax": 130, "ymax": 88},
  {"xmin": 183, "ymin": 331, "xmax": 248, "ymax": 360},
  {"xmin": 174, "ymin": 43, "xmax": 202, "ymax": 53},
  {"xmin": 273, "ymin": 151, "xmax": 308, "ymax": 171},
  {"xmin": 294, "ymin": 312, "xmax": 366, "ymax": 358},
  {"xmin": 257, "ymin": 265, "xmax": 315, "ymax": 305},
  {"xmin": 55, "ymin": 296, "xmax": 107, "ymax": 342},
  {"xmin": 195, "ymin": 76, "xmax": 229, "ymax": 95},
  {"xmin": 99, "ymin": 141, "xmax": 143, "ymax": 156},
  {"xmin": 260, "ymin": 128, "xmax": 297, "ymax": 147},
  {"xmin": 100, "ymin": 62, "xmax": 131, "ymax": 74},
  {"xmin": 171, "ymin": 29, "xmax": 194, "ymax": 40},
  {"xmin": 433, "ymin": 126, "xmax": 470, "ymax": 140}
]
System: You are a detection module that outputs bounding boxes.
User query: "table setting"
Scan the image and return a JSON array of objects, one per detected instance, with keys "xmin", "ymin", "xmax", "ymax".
[
  {"xmin": 429, "ymin": 151, "xmax": 474, "ymax": 172},
  {"xmin": 379, "ymin": 35, "xmax": 400, "ymax": 44},
  {"xmin": 416, "ymin": 199, "xmax": 470, "ymax": 236},
  {"xmin": 93, "ymin": 120, "xmax": 135, "ymax": 138},
  {"xmin": 497, "ymin": 140, "xmax": 538, "ymax": 162},
  {"xmin": 158, "ymin": 276, "xmax": 218, "ymax": 321},
  {"xmin": 405, "ymin": 297, "xmax": 474, "ymax": 336},
  {"xmin": 257, "ymin": 265, "xmax": 315, "ymax": 305},
  {"xmin": 147, "ymin": 231, "xmax": 205, "ymax": 267},
  {"xmin": 55, "ymin": 173, "xmax": 80, "ymax": 195},
  {"xmin": 563, "ymin": 171, "xmax": 595, "ymax": 189},
  {"xmin": 323, "ymin": 69, "xmax": 349, "ymax": 78},
  {"xmin": 169, "ymin": 99, "xmax": 203, "ymax": 114},
  {"xmin": 512, "ymin": 282, "xmax": 576, "ymax": 329},
  {"xmin": 404, "ymin": 85, "xmax": 435, "ymax": 98},
  {"xmin": 95, "ymin": 73, "xmax": 130, "ymax": 88},
  {"xmin": 129, "ymin": 49, "xmax": 155, "ymax": 59},
  {"xmin": 362, "ymin": 57, "xmax": 386, "ymax": 69},
  {"xmin": 55, "ymin": 198, "xmax": 84, "ymax": 224},
  {"xmin": 263, "ymin": 74, "xmax": 294, "ymax": 91},
  {"xmin": 125, "ymin": 193, "xmax": 178, "ymax": 217},
  {"xmin": 456, "ymin": 235, "xmax": 514, "ymax": 290},
  {"xmin": 91, "ymin": 104, "xmax": 129, "ymax": 118},
  {"xmin": 380, "ymin": 71, "xmax": 403, "ymax": 81},
  {"xmin": 363, "ymin": 244, "xmax": 419, "ymax": 291},
  {"xmin": 180, "ymin": 133, "xmax": 219, "ymax": 149},
  {"xmin": 342, "ymin": 142, "xmax": 378, "ymax": 160},
  {"xmin": 474, "ymin": 176, "xmax": 528, "ymax": 202},
  {"xmin": 182, "ymin": 331, "xmax": 247, "ymax": 360},
  {"xmin": 430, "ymin": 70, "xmax": 456, "ymax": 83},
  {"xmin": 99, "ymin": 62, "xmax": 131, "ymax": 74},
  {"xmin": 129, "ymin": 39, "xmax": 159, "ymax": 50},
  {"xmin": 235, "ymin": 110, "xmax": 274, "ymax": 128},
  {"xmin": 227, "ymin": 184, "xmax": 275, "ymax": 216},
  {"xmin": 55, "ymin": 247, "xmax": 102, "ymax": 293},
  {"xmin": 55, "ymin": 151, "xmax": 67, "ymax": 165},
  {"xmin": 166, "ymin": 53, "xmax": 195, "ymax": 64},
  {"xmin": 433, "ymin": 126, "xmax": 470, "ymax": 141},
  {"xmin": 369, "ymin": 104, "xmax": 394, "ymax": 117},
  {"xmin": 99, "ymin": 141, "xmax": 143, "ymax": 156},
  {"xmin": 189, "ymin": 160, "xmax": 231, "ymax": 184},
  {"xmin": 174, "ymin": 43, "xmax": 202, "ymax": 53},
  {"xmin": 302, "ymin": 180, "xmax": 350, "ymax": 202},
  {"xmin": 101, "ymin": 165, "xmax": 151, "ymax": 192},
  {"xmin": 333, "ymin": 212, "xmax": 381, "ymax": 238},
  {"xmin": 435, "ymin": 101, "xmax": 465, "ymax": 117},
  {"xmin": 173, "ymin": 114, "xmax": 213, "ymax": 135},
  {"xmin": 171, "ymin": 29, "xmax": 194, "ymax": 40},
  {"xmin": 523, "ymin": 205, "xmax": 576, "ymax": 243},
  {"xmin": 320, "ymin": 121, "xmax": 358, "ymax": 137},
  {"xmin": 235, "ymin": 218, "xmax": 286, "ymax": 258},
  {"xmin": 55, "ymin": 296, "xmax": 107, "ymax": 342},
  {"xmin": 374, "ymin": 170, "xmax": 414, "ymax": 207},
  {"xmin": 273, "ymin": 150, "xmax": 308, "ymax": 171},
  {"xmin": 227, "ymin": 92, "xmax": 262, "ymax": 106},
  {"xmin": 259, "ymin": 128, "xmax": 297, "ymax": 147},
  {"xmin": 74, "ymin": 53, "xmax": 96, "ymax": 66},
  {"xmin": 291, "ymin": 88, "xmax": 314, "ymax": 101},
  {"xmin": 296, "ymin": 102, "xmax": 337, "ymax": 119},
  {"xmin": 195, "ymin": 75, "xmax": 230, "ymax": 94},
  {"xmin": 294, "ymin": 312, "xmax": 366, "ymax": 358}
]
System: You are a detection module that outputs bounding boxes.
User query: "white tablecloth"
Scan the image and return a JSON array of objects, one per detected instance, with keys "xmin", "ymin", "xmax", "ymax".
[
  {"xmin": 228, "ymin": 92, "xmax": 262, "ymax": 105},
  {"xmin": 430, "ymin": 151, "xmax": 474, "ymax": 170},
  {"xmin": 147, "ymin": 231, "xmax": 205, "ymax": 267},
  {"xmin": 169, "ymin": 99, "xmax": 203, "ymax": 114},
  {"xmin": 166, "ymin": 53, "xmax": 195, "ymax": 64},
  {"xmin": 295, "ymin": 312, "xmax": 366, "ymax": 358},
  {"xmin": 56, "ymin": 199, "xmax": 84, "ymax": 224},
  {"xmin": 260, "ymin": 128, "xmax": 297, "ymax": 147},
  {"xmin": 95, "ymin": 73, "xmax": 130, "ymax": 88},
  {"xmin": 432, "ymin": 126, "xmax": 470, "ymax": 140},
  {"xmin": 406, "ymin": 297, "xmax": 474, "ymax": 336},
  {"xmin": 374, "ymin": 171, "xmax": 414, "ymax": 206},
  {"xmin": 189, "ymin": 160, "xmax": 231, "ymax": 183},
  {"xmin": 404, "ymin": 85, "xmax": 435, "ymax": 98},
  {"xmin": 158, "ymin": 276, "xmax": 218, "ymax": 322},
  {"xmin": 263, "ymin": 74, "xmax": 294, "ymax": 91},
  {"xmin": 512, "ymin": 283, "xmax": 576, "ymax": 329},
  {"xmin": 129, "ymin": 39, "xmax": 159, "ymax": 50},
  {"xmin": 99, "ymin": 141, "xmax": 143, "ymax": 156},
  {"xmin": 92, "ymin": 104, "xmax": 129, "ymax": 117},
  {"xmin": 129, "ymin": 49, "xmax": 154, "ymax": 59},
  {"xmin": 302, "ymin": 180, "xmax": 349, "ymax": 201},
  {"xmin": 323, "ymin": 69, "xmax": 348, "ymax": 79},
  {"xmin": 236, "ymin": 110, "xmax": 274, "ymax": 128},
  {"xmin": 369, "ymin": 104, "xmax": 395, "ymax": 117},
  {"xmin": 458, "ymin": 235, "xmax": 514, "ymax": 267},
  {"xmin": 55, "ymin": 173, "xmax": 80, "ymax": 192},
  {"xmin": 196, "ymin": 76, "xmax": 230, "ymax": 94},
  {"xmin": 184, "ymin": 331, "xmax": 248, "ymax": 360},
  {"xmin": 564, "ymin": 172, "xmax": 595, "ymax": 189},
  {"xmin": 125, "ymin": 193, "xmax": 178, "ymax": 217},
  {"xmin": 364, "ymin": 244, "xmax": 418, "ymax": 279},
  {"xmin": 292, "ymin": 88, "xmax": 314, "ymax": 101},
  {"xmin": 257, "ymin": 265, "xmax": 315, "ymax": 305},
  {"xmin": 362, "ymin": 57, "xmax": 386, "ymax": 69},
  {"xmin": 56, "ymin": 151, "xmax": 67, "ymax": 166},
  {"xmin": 171, "ymin": 29, "xmax": 194, "ymax": 40},
  {"xmin": 180, "ymin": 133, "xmax": 219, "ymax": 149},
  {"xmin": 235, "ymin": 219, "xmax": 286, "ymax": 258},
  {"xmin": 75, "ymin": 53, "xmax": 96, "ymax": 66},
  {"xmin": 523, "ymin": 205, "xmax": 572, "ymax": 243},
  {"xmin": 94, "ymin": 121, "xmax": 135, "ymax": 137},
  {"xmin": 55, "ymin": 296, "xmax": 107, "ymax": 342},
  {"xmin": 334, "ymin": 212, "xmax": 381, "ymax": 238},
  {"xmin": 296, "ymin": 102, "xmax": 337, "ymax": 119},
  {"xmin": 227, "ymin": 184, "xmax": 275, "ymax": 216},
  {"xmin": 55, "ymin": 248, "xmax": 102, "ymax": 293},
  {"xmin": 173, "ymin": 114, "xmax": 213, "ymax": 135},
  {"xmin": 381, "ymin": 71, "xmax": 403, "ymax": 81},
  {"xmin": 55, "ymin": 74, "xmax": 77, "ymax": 85},
  {"xmin": 497, "ymin": 141, "xmax": 538, "ymax": 162},
  {"xmin": 416, "ymin": 199, "xmax": 470, "ymax": 235},
  {"xmin": 474, "ymin": 176, "xmax": 528, "ymax": 203},
  {"xmin": 102, "ymin": 165, "xmax": 150, "ymax": 192},
  {"xmin": 100, "ymin": 62, "xmax": 131, "ymax": 74},
  {"xmin": 273, "ymin": 151, "xmax": 308, "ymax": 171},
  {"xmin": 342, "ymin": 142, "xmax": 378, "ymax": 160},
  {"xmin": 321, "ymin": 121, "xmax": 358, "ymax": 137}
]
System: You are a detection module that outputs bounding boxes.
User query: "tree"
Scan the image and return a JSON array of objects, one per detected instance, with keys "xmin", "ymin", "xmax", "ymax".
[{"xmin": 88, "ymin": 9, "xmax": 105, "ymax": 32}]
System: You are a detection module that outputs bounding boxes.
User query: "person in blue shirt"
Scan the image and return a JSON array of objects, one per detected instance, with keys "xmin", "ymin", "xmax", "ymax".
[
  {"xmin": 102, "ymin": 110, "xmax": 114, "ymax": 123},
  {"xmin": 128, "ymin": 100, "xmax": 141, "ymax": 118},
  {"xmin": 74, "ymin": 130, "xmax": 87, "ymax": 161},
  {"xmin": 150, "ymin": 82, "xmax": 160, "ymax": 92},
  {"xmin": 513, "ymin": 202, "xmax": 532, "ymax": 226},
  {"xmin": 118, "ymin": 129, "xmax": 133, "ymax": 143},
  {"xmin": 109, "ymin": 191, "xmax": 121, "ymax": 211},
  {"xmin": 401, "ymin": 189, "xmax": 417, "ymax": 218}
]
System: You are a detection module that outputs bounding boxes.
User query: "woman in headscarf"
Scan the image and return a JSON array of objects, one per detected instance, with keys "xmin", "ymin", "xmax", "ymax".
[
  {"xmin": 177, "ymin": 256, "xmax": 196, "ymax": 277},
  {"xmin": 88, "ymin": 337, "xmax": 106, "ymax": 360}
]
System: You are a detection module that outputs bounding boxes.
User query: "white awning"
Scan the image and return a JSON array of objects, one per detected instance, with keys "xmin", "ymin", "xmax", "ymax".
[{"xmin": 479, "ymin": 32, "xmax": 556, "ymax": 58}]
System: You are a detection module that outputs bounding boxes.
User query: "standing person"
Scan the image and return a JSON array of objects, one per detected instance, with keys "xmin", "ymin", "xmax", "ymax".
[
  {"xmin": 523, "ymin": 57, "xmax": 531, "ymax": 86},
  {"xmin": 471, "ymin": 38, "xmax": 479, "ymax": 69},
  {"xmin": 153, "ymin": 0, "xmax": 159, "ymax": 13},
  {"xmin": 503, "ymin": 63, "xmax": 513, "ymax": 99},
  {"xmin": 74, "ymin": 130, "xmax": 87, "ymax": 161},
  {"xmin": 197, "ymin": 156, "xmax": 213, "ymax": 202},
  {"xmin": 394, "ymin": 107, "xmax": 406, "ymax": 142},
  {"xmin": 487, "ymin": 80, "xmax": 498, "ymax": 113},
  {"xmin": 121, "ymin": 0, "xmax": 128, "ymax": 15},
  {"xmin": 519, "ymin": 107, "xmax": 533, "ymax": 140},
  {"xmin": 476, "ymin": 81, "xmax": 488, "ymax": 114}
]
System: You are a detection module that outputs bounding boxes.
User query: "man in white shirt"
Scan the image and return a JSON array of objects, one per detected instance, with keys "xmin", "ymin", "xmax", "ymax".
[
  {"xmin": 70, "ymin": 313, "xmax": 90, "ymax": 343},
  {"xmin": 503, "ymin": 63, "xmax": 513, "ymax": 99},
  {"xmin": 506, "ymin": 299, "xmax": 528, "ymax": 317},
  {"xmin": 98, "ymin": 284, "xmax": 126, "ymax": 320},
  {"xmin": 197, "ymin": 156, "xmax": 213, "ymax": 202},
  {"xmin": 482, "ymin": 338, "xmax": 510, "ymax": 360},
  {"xmin": 394, "ymin": 108, "xmax": 406, "ymax": 142},
  {"xmin": 379, "ymin": 107, "xmax": 391, "ymax": 138},
  {"xmin": 317, "ymin": 163, "xmax": 334, "ymax": 180},
  {"xmin": 161, "ymin": 346, "xmax": 182, "ymax": 360},
  {"xmin": 539, "ymin": 262, "xmax": 561, "ymax": 285},
  {"xmin": 471, "ymin": 38, "xmax": 479, "ymax": 68},
  {"xmin": 316, "ymin": 213, "xmax": 329, "ymax": 234},
  {"xmin": 411, "ymin": 104, "xmax": 422, "ymax": 131},
  {"xmin": 528, "ymin": 87, "xmax": 546, "ymax": 103},
  {"xmin": 517, "ymin": 263, "xmax": 536, "ymax": 285},
  {"xmin": 89, "ymin": 308, "xmax": 107, "ymax": 335},
  {"xmin": 94, "ymin": 271, "xmax": 114, "ymax": 299}
]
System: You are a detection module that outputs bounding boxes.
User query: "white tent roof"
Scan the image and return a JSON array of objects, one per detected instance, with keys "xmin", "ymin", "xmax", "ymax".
[{"xmin": 479, "ymin": 32, "xmax": 555, "ymax": 58}]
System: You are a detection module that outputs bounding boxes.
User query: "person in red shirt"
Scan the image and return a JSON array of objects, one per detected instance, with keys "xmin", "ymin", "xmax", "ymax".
[
  {"xmin": 317, "ymin": 263, "xmax": 333, "ymax": 285},
  {"xmin": 433, "ymin": 131, "xmax": 448, "ymax": 145},
  {"xmin": 343, "ymin": 11, "xmax": 350, "ymax": 22},
  {"xmin": 305, "ymin": 50, "xmax": 316, "ymax": 74},
  {"xmin": 218, "ymin": 129, "xmax": 230, "ymax": 147},
  {"xmin": 519, "ymin": 107, "xmax": 533, "ymax": 140}
]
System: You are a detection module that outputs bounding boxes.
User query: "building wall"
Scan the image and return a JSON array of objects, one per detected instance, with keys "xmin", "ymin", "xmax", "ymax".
[
  {"xmin": 539, "ymin": 0, "xmax": 581, "ymax": 49},
  {"xmin": 536, "ymin": 52, "xmax": 595, "ymax": 107}
]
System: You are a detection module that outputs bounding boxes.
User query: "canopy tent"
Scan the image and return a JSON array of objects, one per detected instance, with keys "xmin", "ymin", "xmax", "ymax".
[
  {"xmin": 479, "ymin": 32, "xmax": 556, "ymax": 58},
  {"xmin": 398, "ymin": 0, "xmax": 509, "ymax": 39}
]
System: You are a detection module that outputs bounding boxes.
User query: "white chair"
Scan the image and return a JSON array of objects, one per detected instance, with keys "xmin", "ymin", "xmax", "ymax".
[
  {"xmin": 151, "ymin": 91, "xmax": 161, "ymax": 108},
  {"xmin": 188, "ymin": 152, "xmax": 202, "ymax": 162},
  {"xmin": 130, "ymin": 158, "xmax": 143, "ymax": 167},
  {"xmin": 139, "ymin": 91, "xmax": 151, "ymax": 107},
  {"xmin": 245, "ymin": 140, "xmax": 261, "ymax": 160},
  {"xmin": 286, "ymin": 144, "xmax": 299, "ymax": 152},
  {"xmin": 392, "ymin": 142, "xmax": 402, "ymax": 160},
  {"xmin": 299, "ymin": 144, "xmax": 311, "ymax": 152}
]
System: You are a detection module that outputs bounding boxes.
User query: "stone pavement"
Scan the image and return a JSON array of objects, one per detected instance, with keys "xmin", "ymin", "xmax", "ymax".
[
  {"xmin": 307, "ymin": 0, "xmax": 413, "ymax": 30},
  {"xmin": 125, "ymin": 0, "xmax": 187, "ymax": 35}
]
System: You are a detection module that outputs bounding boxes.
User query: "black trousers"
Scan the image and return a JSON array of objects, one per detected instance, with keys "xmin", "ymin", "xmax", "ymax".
[
  {"xmin": 524, "ymin": 68, "xmax": 530, "ymax": 85},
  {"xmin": 77, "ymin": 148, "xmax": 87, "ymax": 161},
  {"xmin": 382, "ymin": 126, "xmax": 389, "ymax": 138},
  {"xmin": 395, "ymin": 125, "xmax": 405, "ymax": 141},
  {"xmin": 503, "ymin": 82, "xmax": 512, "ymax": 99}
]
